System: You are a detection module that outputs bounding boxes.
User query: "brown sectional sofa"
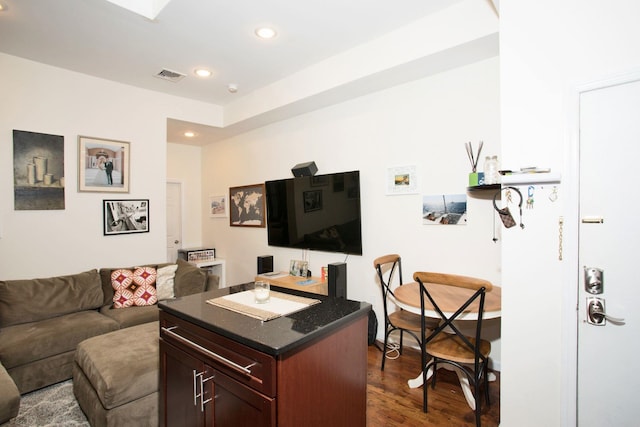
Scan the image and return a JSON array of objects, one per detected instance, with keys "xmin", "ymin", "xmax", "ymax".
[{"xmin": 0, "ymin": 259, "xmax": 218, "ymax": 424}]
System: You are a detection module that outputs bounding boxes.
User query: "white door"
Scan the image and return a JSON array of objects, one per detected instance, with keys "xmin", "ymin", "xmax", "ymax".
[
  {"xmin": 166, "ymin": 181, "xmax": 182, "ymax": 263},
  {"xmin": 578, "ymin": 78, "xmax": 640, "ymax": 426}
]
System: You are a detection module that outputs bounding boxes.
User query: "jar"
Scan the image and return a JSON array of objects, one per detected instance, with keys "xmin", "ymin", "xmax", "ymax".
[{"xmin": 484, "ymin": 155, "xmax": 499, "ymax": 185}]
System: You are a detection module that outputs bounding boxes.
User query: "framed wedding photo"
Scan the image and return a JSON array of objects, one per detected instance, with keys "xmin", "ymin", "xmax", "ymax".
[
  {"xmin": 78, "ymin": 136, "xmax": 130, "ymax": 193},
  {"xmin": 103, "ymin": 199, "xmax": 149, "ymax": 235}
]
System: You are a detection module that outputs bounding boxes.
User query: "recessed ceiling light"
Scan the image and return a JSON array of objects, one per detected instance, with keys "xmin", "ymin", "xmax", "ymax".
[
  {"xmin": 184, "ymin": 131, "xmax": 196, "ymax": 138},
  {"xmin": 194, "ymin": 68, "xmax": 212, "ymax": 78},
  {"xmin": 255, "ymin": 26, "xmax": 277, "ymax": 40},
  {"xmin": 0, "ymin": 3, "xmax": 6, "ymax": 11}
]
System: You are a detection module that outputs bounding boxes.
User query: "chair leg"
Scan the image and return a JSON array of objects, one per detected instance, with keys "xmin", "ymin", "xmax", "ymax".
[
  {"xmin": 422, "ymin": 361, "xmax": 429, "ymax": 413},
  {"xmin": 381, "ymin": 328, "xmax": 390, "ymax": 371},
  {"xmin": 484, "ymin": 364, "xmax": 491, "ymax": 406},
  {"xmin": 431, "ymin": 359, "xmax": 438, "ymax": 389},
  {"xmin": 474, "ymin": 392, "xmax": 481, "ymax": 427}
]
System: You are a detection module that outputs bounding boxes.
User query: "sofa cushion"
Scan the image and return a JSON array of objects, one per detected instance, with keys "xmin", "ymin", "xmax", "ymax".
[
  {"xmin": 0, "ymin": 361, "xmax": 20, "ymax": 424},
  {"xmin": 0, "ymin": 311, "xmax": 119, "ymax": 370},
  {"xmin": 100, "ymin": 305, "xmax": 159, "ymax": 329},
  {"xmin": 74, "ymin": 321, "xmax": 159, "ymax": 410},
  {"xmin": 111, "ymin": 267, "xmax": 158, "ymax": 308},
  {"xmin": 100, "ymin": 264, "xmax": 158, "ymax": 307},
  {"xmin": 156, "ymin": 264, "xmax": 178, "ymax": 300},
  {"xmin": 173, "ymin": 259, "xmax": 207, "ymax": 297},
  {"xmin": 0, "ymin": 269, "xmax": 103, "ymax": 328}
]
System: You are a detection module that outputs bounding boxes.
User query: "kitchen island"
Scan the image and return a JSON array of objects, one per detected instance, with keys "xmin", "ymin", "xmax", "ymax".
[{"xmin": 158, "ymin": 283, "xmax": 370, "ymax": 427}]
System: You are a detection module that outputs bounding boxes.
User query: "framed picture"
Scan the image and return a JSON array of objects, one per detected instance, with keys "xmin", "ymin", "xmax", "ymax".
[
  {"xmin": 289, "ymin": 260, "xmax": 309, "ymax": 277},
  {"xmin": 229, "ymin": 183, "xmax": 266, "ymax": 227},
  {"xmin": 103, "ymin": 199, "xmax": 149, "ymax": 235},
  {"xmin": 422, "ymin": 194, "xmax": 467, "ymax": 225},
  {"xmin": 209, "ymin": 194, "xmax": 227, "ymax": 218},
  {"xmin": 13, "ymin": 130, "xmax": 65, "ymax": 210},
  {"xmin": 386, "ymin": 165, "xmax": 418, "ymax": 195},
  {"xmin": 303, "ymin": 190, "xmax": 323, "ymax": 212},
  {"xmin": 79, "ymin": 136, "xmax": 130, "ymax": 193}
]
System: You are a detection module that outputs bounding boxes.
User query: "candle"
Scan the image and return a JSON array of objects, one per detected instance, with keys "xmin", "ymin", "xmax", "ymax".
[{"xmin": 254, "ymin": 281, "xmax": 270, "ymax": 304}]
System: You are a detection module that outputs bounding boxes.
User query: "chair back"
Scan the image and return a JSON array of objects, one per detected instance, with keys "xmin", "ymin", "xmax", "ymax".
[
  {"xmin": 373, "ymin": 254, "xmax": 404, "ymax": 298},
  {"xmin": 413, "ymin": 272, "xmax": 491, "ymax": 367}
]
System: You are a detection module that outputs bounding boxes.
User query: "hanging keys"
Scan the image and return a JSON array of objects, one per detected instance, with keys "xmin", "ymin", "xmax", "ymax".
[
  {"xmin": 549, "ymin": 186, "xmax": 558, "ymax": 202},
  {"xmin": 527, "ymin": 186, "xmax": 535, "ymax": 209}
]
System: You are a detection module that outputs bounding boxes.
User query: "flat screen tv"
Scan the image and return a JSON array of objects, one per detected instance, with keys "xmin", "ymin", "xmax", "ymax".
[{"xmin": 265, "ymin": 171, "xmax": 362, "ymax": 255}]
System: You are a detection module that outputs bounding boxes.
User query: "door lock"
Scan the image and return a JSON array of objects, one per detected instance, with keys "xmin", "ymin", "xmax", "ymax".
[
  {"xmin": 586, "ymin": 297, "xmax": 625, "ymax": 326},
  {"xmin": 586, "ymin": 297, "xmax": 606, "ymax": 325},
  {"xmin": 584, "ymin": 267, "xmax": 604, "ymax": 294}
]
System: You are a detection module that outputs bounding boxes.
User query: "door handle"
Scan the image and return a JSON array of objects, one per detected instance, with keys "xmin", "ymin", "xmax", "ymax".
[{"xmin": 586, "ymin": 297, "xmax": 625, "ymax": 326}]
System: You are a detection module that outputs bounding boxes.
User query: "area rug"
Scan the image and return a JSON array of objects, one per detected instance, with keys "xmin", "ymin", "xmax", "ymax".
[{"xmin": 1, "ymin": 380, "xmax": 89, "ymax": 427}]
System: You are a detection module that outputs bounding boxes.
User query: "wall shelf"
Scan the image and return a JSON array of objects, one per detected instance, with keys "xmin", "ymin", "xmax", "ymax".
[
  {"xmin": 467, "ymin": 184, "xmax": 500, "ymax": 192},
  {"xmin": 500, "ymin": 172, "xmax": 561, "ymax": 185}
]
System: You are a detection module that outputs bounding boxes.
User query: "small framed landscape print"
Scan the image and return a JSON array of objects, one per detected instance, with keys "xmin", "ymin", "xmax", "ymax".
[
  {"xmin": 103, "ymin": 199, "xmax": 149, "ymax": 235},
  {"xmin": 209, "ymin": 195, "xmax": 227, "ymax": 218},
  {"xmin": 79, "ymin": 136, "xmax": 130, "ymax": 193},
  {"xmin": 229, "ymin": 184, "xmax": 265, "ymax": 227},
  {"xmin": 386, "ymin": 165, "xmax": 418, "ymax": 195}
]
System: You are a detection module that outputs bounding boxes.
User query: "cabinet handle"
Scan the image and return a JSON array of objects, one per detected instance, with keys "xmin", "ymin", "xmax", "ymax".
[
  {"xmin": 192, "ymin": 370, "xmax": 198, "ymax": 406},
  {"xmin": 162, "ymin": 326, "xmax": 254, "ymax": 378},
  {"xmin": 200, "ymin": 374, "xmax": 214, "ymax": 412}
]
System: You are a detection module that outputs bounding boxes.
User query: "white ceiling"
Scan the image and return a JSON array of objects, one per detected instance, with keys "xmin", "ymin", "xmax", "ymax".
[{"xmin": 0, "ymin": 0, "xmax": 498, "ymax": 144}]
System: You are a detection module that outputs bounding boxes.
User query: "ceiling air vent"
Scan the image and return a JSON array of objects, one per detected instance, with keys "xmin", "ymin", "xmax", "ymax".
[{"xmin": 154, "ymin": 68, "xmax": 186, "ymax": 83}]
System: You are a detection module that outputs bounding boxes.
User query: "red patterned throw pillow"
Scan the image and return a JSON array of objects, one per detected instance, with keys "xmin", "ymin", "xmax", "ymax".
[{"xmin": 111, "ymin": 267, "xmax": 158, "ymax": 308}]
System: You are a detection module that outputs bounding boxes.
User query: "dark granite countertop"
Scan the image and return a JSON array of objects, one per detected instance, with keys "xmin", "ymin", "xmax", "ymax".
[{"xmin": 158, "ymin": 283, "xmax": 371, "ymax": 357}]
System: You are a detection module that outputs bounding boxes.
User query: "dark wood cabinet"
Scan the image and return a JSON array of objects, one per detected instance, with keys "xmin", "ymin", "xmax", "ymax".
[
  {"xmin": 159, "ymin": 305, "xmax": 367, "ymax": 427},
  {"xmin": 160, "ymin": 340, "xmax": 211, "ymax": 426},
  {"xmin": 159, "ymin": 312, "xmax": 275, "ymax": 427}
]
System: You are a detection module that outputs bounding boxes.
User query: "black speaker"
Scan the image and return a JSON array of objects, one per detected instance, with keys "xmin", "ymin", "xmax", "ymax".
[
  {"xmin": 291, "ymin": 161, "xmax": 318, "ymax": 177},
  {"xmin": 328, "ymin": 262, "xmax": 347, "ymax": 298},
  {"xmin": 257, "ymin": 255, "xmax": 274, "ymax": 275}
]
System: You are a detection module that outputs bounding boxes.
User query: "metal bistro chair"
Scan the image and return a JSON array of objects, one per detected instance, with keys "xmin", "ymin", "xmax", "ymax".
[
  {"xmin": 414, "ymin": 272, "xmax": 492, "ymax": 427},
  {"xmin": 374, "ymin": 254, "xmax": 425, "ymax": 370}
]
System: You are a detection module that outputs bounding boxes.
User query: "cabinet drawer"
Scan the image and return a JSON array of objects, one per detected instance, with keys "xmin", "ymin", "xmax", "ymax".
[{"xmin": 160, "ymin": 311, "xmax": 276, "ymax": 397}]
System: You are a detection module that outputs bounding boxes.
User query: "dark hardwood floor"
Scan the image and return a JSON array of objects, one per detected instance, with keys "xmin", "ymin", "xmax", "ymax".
[{"xmin": 366, "ymin": 343, "xmax": 500, "ymax": 426}]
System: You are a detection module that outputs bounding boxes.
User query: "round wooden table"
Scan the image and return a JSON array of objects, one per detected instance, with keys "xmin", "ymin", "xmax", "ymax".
[
  {"xmin": 394, "ymin": 282, "xmax": 501, "ymax": 319},
  {"xmin": 393, "ymin": 281, "xmax": 502, "ymax": 409}
]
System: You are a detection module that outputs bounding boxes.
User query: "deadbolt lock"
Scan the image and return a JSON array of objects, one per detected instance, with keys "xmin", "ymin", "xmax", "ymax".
[{"xmin": 584, "ymin": 267, "xmax": 603, "ymax": 294}]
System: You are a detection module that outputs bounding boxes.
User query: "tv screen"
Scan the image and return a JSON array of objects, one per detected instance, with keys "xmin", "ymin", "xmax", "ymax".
[{"xmin": 265, "ymin": 171, "xmax": 362, "ymax": 255}]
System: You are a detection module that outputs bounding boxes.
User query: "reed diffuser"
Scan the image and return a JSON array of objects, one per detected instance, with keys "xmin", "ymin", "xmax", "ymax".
[{"xmin": 465, "ymin": 141, "xmax": 484, "ymax": 186}]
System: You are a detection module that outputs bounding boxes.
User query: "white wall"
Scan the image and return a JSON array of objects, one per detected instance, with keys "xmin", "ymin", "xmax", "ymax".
[
  {"xmin": 199, "ymin": 57, "xmax": 503, "ymax": 366},
  {"xmin": 0, "ymin": 53, "xmax": 220, "ymax": 279},
  {"xmin": 500, "ymin": 1, "xmax": 640, "ymax": 426}
]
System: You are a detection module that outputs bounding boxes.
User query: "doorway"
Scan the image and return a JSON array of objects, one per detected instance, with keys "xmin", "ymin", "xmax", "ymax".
[
  {"xmin": 576, "ymin": 76, "xmax": 640, "ymax": 426},
  {"xmin": 166, "ymin": 181, "xmax": 182, "ymax": 263}
]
